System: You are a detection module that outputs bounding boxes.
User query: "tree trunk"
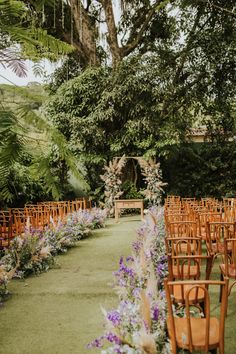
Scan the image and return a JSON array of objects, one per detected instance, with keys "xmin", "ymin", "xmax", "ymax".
[
  {"xmin": 102, "ymin": 0, "xmax": 122, "ymax": 66},
  {"xmin": 70, "ymin": 0, "xmax": 100, "ymax": 66}
]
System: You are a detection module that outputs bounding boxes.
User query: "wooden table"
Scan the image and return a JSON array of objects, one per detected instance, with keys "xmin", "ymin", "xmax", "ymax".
[{"xmin": 114, "ymin": 199, "xmax": 144, "ymax": 222}]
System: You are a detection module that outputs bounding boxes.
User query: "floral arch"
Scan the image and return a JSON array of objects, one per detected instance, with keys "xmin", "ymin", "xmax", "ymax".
[{"xmin": 100, "ymin": 156, "xmax": 167, "ymax": 216}]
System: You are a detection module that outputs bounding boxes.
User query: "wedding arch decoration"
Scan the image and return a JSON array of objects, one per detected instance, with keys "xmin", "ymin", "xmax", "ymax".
[
  {"xmin": 138, "ymin": 158, "xmax": 167, "ymax": 206},
  {"xmin": 100, "ymin": 156, "xmax": 127, "ymax": 216},
  {"xmin": 100, "ymin": 156, "xmax": 167, "ymax": 216}
]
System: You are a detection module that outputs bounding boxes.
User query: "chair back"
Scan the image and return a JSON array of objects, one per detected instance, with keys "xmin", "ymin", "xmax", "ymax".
[
  {"xmin": 164, "ymin": 279, "xmax": 229, "ymax": 353},
  {"xmin": 166, "ymin": 237, "xmax": 202, "ymax": 256},
  {"xmin": 206, "ymin": 221, "xmax": 236, "ymax": 255},
  {"xmin": 166, "ymin": 221, "xmax": 198, "ymax": 238},
  {"xmin": 167, "ymin": 254, "xmax": 213, "ymax": 281},
  {"xmin": 0, "ymin": 211, "xmax": 12, "ymax": 248},
  {"xmin": 223, "ymin": 237, "xmax": 236, "ymax": 279}
]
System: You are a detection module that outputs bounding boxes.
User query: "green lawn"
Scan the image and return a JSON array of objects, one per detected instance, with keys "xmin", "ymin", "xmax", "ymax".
[
  {"xmin": 0, "ymin": 216, "xmax": 140, "ymax": 354},
  {"xmin": 1, "ymin": 216, "xmax": 236, "ymax": 354}
]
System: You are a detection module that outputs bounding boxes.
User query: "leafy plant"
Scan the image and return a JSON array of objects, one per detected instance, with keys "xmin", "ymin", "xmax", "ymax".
[{"xmin": 122, "ymin": 181, "xmax": 143, "ymax": 200}]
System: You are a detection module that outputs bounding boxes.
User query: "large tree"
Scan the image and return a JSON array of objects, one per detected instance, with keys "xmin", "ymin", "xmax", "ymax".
[
  {"xmin": 28, "ymin": 0, "xmax": 175, "ymax": 67},
  {"xmin": 45, "ymin": 0, "xmax": 236, "ymax": 193}
]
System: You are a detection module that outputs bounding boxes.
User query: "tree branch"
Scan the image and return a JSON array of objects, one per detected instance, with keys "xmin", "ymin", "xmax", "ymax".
[
  {"xmin": 121, "ymin": 2, "xmax": 158, "ymax": 57},
  {"xmin": 197, "ymin": 0, "xmax": 236, "ymax": 17}
]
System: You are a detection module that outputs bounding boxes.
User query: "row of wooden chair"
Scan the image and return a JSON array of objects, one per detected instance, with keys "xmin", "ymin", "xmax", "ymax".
[
  {"xmin": 164, "ymin": 196, "xmax": 236, "ymax": 353},
  {"xmin": 0, "ymin": 198, "xmax": 91, "ymax": 249}
]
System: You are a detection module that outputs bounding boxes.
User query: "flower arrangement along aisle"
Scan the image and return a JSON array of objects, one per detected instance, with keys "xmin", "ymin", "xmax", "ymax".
[
  {"xmin": 0, "ymin": 208, "xmax": 107, "ymax": 301},
  {"xmin": 88, "ymin": 207, "xmax": 170, "ymax": 354}
]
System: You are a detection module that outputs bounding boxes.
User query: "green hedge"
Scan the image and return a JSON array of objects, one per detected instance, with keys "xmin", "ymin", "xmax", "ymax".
[{"xmin": 162, "ymin": 141, "xmax": 236, "ymax": 199}]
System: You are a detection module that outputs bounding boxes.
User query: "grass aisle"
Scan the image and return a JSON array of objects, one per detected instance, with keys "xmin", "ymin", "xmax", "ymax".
[{"xmin": 0, "ymin": 216, "xmax": 141, "ymax": 354}]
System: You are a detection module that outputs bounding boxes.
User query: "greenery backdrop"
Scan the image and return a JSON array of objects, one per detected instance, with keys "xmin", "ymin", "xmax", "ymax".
[{"xmin": 0, "ymin": 0, "xmax": 236, "ymax": 206}]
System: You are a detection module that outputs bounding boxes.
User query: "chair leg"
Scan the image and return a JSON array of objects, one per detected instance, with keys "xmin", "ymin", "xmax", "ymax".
[
  {"xmin": 219, "ymin": 339, "xmax": 225, "ymax": 354},
  {"xmin": 219, "ymin": 273, "xmax": 223, "ymax": 303}
]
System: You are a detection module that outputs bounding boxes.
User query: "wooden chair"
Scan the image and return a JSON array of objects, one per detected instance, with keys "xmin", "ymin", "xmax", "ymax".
[
  {"xmin": 198, "ymin": 212, "xmax": 222, "ymax": 241},
  {"xmin": 164, "ymin": 279, "xmax": 229, "ymax": 354},
  {"xmin": 220, "ymin": 238, "xmax": 236, "ymax": 299},
  {"xmin": 206, "ymin": 221, "xmax": 236, "ymax": 260},
  {"xmin": 166, "ymin": 237, "xmax": 202, "ymax": 257},
  {"xmin": 165, "ymin": 220, "xmax": 201, "ymax": 255},
  {"xmin": 223, "ymin": 206, "xmax": 236, "ymax": 223},
  {"xmin": 166, "ymin": 221, "xmax": 198, "ymax": 239},
  {"xmin": 167, "ymin": 253, "xmax": 213, "ymax": 306},
  {"xmin": 10, "ymin": 208, "xmax": 25, "ymax": 235},
  {"xmin": 0, "ymin": 212, "xmax": 13, "ymax": 248}
]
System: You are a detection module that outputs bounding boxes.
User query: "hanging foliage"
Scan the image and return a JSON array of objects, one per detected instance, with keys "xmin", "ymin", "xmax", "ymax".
[
  {"xmin": 139, "ymin": 158, "xmax": 167, "ymax": 206},
  {"xmin": 100, "ymin": 156, "xmax": 127, "ymax": 216}
]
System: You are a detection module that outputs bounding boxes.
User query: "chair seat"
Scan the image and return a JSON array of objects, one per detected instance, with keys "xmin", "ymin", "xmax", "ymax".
[
  {"xmin": 220, "ymin": 263, "xmax": 236, "ymax": 278},
  {"xmin": 167, "ymin": 317, "xmax": 219, "ymax": 350},
  {"xmin": 172, "ymin": 284, "xmax": 205, "ymax": 303},
  {"xmin": 172, "ymin": 265, "xmax": 198, "ymax": 279},
  {"xmin": 174, "ymin": 242, "xmax": 199, "ymax": 255}
]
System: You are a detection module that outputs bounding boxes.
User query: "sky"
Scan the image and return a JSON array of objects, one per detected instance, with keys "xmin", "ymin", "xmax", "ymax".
[{"xmin": 0, "ymin": 59, "xmax": 60, "ymax": 86}]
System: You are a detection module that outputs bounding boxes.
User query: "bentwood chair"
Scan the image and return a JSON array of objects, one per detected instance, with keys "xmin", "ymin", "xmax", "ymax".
[
  {"xmin": 220, "ymin": 238, "xmax": 236, "ymax": 300},
  {"xmin": 164, "ymin": 279, "xmax": 229, "ymax": 354},
  {"xmin": 167, "ymin": 253, "xmax": 213, "ymax": 308},
  {"xmin": 206, "ymin": 221, "xmax": 236, "ymax": 260},
  {"xmin": 166, "ymin": 221, "xmax": 198, "ymax": 239},
  {"xmin": 0, "ymin": 211, "xmax": 12, "ymax": 248},
  {"xmin": 166, "ymin": 237, "xmax": 202, "ymax": 257}
]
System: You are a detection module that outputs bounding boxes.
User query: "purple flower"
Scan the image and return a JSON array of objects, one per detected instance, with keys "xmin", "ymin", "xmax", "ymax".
[
  {"xmin": 137, "ymin": 225, "xmax": 146, "ymax": 237},
  {"xmin": 114, "ymin": 346, "xmax": 123, "ymax": 354},
  {"xmin": 107, "ymin": 310, "xmax": 121, "ymax": 326},
  {"xmin": 156, "ymin": 263, "xmax": 166, "ymax": 277},
  {"xmin": 121, "ymin": 264, "xmax": 135, "ymax": 278},
  {"xmin": 105, "ymin": 332, "xmax": 121, "ymax": 344},
  {"xmin": 132, "ymin": 241, "xmax": 142, "ymax": 252},
  {"xmin": 152, "ymin": 305, "xmax": 159, "ymax": 321},
  {"xmin": 126, "ymin": 256, "xmax": 134, "ymax": 262},
  {"xmin": 87, "ymin": 336, "xmax": 104, "ymax": 348}
]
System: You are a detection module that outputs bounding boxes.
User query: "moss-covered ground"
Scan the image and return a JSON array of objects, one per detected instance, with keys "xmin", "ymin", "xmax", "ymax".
[
  {"xmin": 1, "ymin": 215, "xmax": 236, "ymax": 354},
  {"xmin": 0, "ymin": 216, "xmax": 140, "ymax": 354}
]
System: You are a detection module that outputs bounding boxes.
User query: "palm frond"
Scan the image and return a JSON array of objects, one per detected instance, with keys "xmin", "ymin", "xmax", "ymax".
[
  {"xmin": 32, "ymin": 62, "xmax": 45, "ymax": 77},
  {"xmin": 0, "ymin": 109, "xmax": 26, "ymax": 201},
  {"xmin": 0, "ymin": 48, "xmax": 27, "ymax": 77},
  {"xmin": 32, "ymin": 28, "xmax": 74, "ymax": 56},
  {"xmin": 30, "ymin": 156, "xmax": 61, "ymax": 200}
]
